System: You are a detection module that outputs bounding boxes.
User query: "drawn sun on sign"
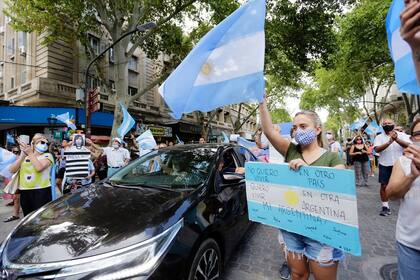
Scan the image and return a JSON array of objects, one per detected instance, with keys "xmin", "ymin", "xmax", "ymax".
[
  {"xmin": 201, "ymin": 62, "xmax": 212, "ymax": 75},
  {"xmin": 283, "ymin": 190, "xmax": 299, "ymax": 206}
]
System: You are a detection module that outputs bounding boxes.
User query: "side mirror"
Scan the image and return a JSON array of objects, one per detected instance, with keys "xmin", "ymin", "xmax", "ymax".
[{"xmin": 222, "ymin": 172, "xmax": 245, "ymax": 182}]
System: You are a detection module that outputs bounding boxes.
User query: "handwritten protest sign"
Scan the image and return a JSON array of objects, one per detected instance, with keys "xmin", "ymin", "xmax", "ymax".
[{"xmin": 245, "ymin": 162, "xmax": 361, "ymax": 256}]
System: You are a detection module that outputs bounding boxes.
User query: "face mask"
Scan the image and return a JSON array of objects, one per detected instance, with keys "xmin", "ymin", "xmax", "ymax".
[
  {"xmin": 295, "ymin": 128, "xmax": 317, "ymax": 146},
  {"xmin": 382, "ymin": 125, "xmax": 394, "ymax": 133},
  {"xmin": 35, "ymin": 143, "xmax": 48, "ymax": 153},
  {"xmin": 112, "ymin": 144, "xmax": 119, "ymax": 149},
  {"xmin": 326, "ymin": 133, "xmax": 333, "ymax": 140}
]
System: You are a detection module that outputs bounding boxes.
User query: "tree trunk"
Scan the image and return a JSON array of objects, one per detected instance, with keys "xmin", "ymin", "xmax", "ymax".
[{"xmin": 109, "ymin": 43, "xmax": 129, "ymax": 142}]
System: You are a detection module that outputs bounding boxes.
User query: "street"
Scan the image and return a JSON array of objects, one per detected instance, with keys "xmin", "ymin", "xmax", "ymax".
[{"xmin": 1, "ymin": 175, "xmax": 398, "ymax": 280}]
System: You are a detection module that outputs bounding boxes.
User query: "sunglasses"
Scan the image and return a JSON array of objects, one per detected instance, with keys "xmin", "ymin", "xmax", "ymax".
[
  {"xmin": 12, "ymin": 150, "xmax": 19, "ymax": 154},
  {"xmin": 39, "ymin": 140, "xmax": 49, "ymax": 145}
]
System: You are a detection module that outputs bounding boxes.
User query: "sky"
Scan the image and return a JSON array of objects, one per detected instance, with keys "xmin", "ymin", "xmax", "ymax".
[{"xmin": 284, "ymin": 95, "xmax": 329, "ymax": 123}]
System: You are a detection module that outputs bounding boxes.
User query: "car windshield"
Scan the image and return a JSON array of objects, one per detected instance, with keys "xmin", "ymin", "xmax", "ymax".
[{"xmin": 109, "ymin": 147, "xmax": 217, "ymax": 189}]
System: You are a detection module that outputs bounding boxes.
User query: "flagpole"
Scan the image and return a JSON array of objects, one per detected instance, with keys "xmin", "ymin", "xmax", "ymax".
[{"xmin": 84, "ymin": 22, "xmax": 156, "ymax": 138}]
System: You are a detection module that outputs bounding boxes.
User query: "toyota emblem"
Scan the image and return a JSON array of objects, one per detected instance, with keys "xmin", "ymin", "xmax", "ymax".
[{"xmin": 0, "ymin": 268, "xmax": 8, "ymax": 280}]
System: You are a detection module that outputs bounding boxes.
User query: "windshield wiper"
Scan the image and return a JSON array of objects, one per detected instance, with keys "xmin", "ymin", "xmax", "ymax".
[{"xmin": 110, "ymin": 182, "xmax": 183, "ymax": 192}]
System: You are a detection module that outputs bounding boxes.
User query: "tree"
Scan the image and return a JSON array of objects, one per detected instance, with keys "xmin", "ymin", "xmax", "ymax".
[
  {"xmin": 271, "ymin": 108, "xmax": 292, "ymax": 123},
  {"xmin": 5, "ymin": 0, "xmax": 238, "ymax": 139},
  {"xmin": 300, "ymin": 0, "xmax": 396, "ymax": 124}
]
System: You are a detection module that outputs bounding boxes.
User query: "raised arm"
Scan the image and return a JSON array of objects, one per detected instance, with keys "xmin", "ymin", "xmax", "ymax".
[
  {"xmin": 386, "ymin": 159, "xmax": 418, "ymax": 200},
  {"xmin": 258, "ymin": 99, "xmax": 290, "ymax": 156}
]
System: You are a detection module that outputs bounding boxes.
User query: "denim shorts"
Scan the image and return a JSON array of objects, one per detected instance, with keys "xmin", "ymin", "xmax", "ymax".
[
  {"xmin": 281, "ymin": 230, "xmax": 344, "ymax": 264},
  {"xmin": 397, "ymin": 241, "xmax": 420, "ymax": 280}
]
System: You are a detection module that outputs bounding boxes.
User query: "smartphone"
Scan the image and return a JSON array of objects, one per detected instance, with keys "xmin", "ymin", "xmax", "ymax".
[{"xmin": 19, "ymin": 135, "xmax": 30, "ymax": 145}]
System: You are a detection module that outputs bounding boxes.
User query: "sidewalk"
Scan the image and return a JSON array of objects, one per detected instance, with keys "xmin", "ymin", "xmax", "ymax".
[
  {"xmin": 223, "ymin": 175, "xmax": 399, "ymax": 280},
  {"xmin": 0, "ymin": 195, "xmax": 21, "ymax": 242}
]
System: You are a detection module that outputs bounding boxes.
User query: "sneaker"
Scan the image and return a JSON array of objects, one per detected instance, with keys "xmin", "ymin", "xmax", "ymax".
[
  {"xmin": 386, "ymin": 208, "xmax": 391, "ymax": 216},
  {"xmin": 279, "ymin": 261, "xmax": 291, "ymax": 280},
  {"xmin": 379, "ymin": 207, "xmax": 388, "ymax": 216}
]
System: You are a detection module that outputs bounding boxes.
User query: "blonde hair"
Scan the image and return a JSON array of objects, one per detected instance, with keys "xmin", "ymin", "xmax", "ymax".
[
  {"xmin": 294, "ymin": 110, "xmax": 326, "ymax": 148},
  {"xmin": 31, "ymin": 133, "xmax": 48, "ymax": 145}
]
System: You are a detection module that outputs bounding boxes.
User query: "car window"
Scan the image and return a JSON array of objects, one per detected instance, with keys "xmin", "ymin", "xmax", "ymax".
[{"xmin": 110, "ymin": 148, "xmax": 217, "ymax": 189}]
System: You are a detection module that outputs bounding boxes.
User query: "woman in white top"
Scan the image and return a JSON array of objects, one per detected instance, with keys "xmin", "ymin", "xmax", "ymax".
[{"xmin": 386, "ymin": 118, "xmax": 420, "ymax": 280}]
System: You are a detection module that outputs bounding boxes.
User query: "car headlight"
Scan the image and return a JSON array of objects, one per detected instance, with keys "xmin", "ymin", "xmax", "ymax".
[{"xmin": 4, "ymin": 219, "xmax": 183, "ymax": 280}]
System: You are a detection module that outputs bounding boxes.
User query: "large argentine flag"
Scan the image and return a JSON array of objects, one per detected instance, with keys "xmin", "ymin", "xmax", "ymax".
[
  {"xmin": 117, "ymin": 103, "xmax": 136, "ymax": 138},
  {"xmin": 386, "ymin": 0, "xmax": 420, "ymax": 95},
  {"xmin": 0, "ymin": 148, "xmax": 16, "ymax": 179},
  {"xmin": 159, "ymin": 0, "xmax": 266, "ymax": 119}
]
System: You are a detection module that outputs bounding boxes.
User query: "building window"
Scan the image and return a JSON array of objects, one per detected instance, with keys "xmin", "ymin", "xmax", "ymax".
[
  {"xmin": 128, "ymin": 56, "xmax": 138, "ymax": 71},
  {"xmin": 21, "ymin": 69, "xmax": 27, "ymax": 84},
  {"xmin": 128, "ymin": 86, "xmax": 138, "ymax": 96},
  {"xmin": 109, "ymin": 47, "xmax": 114, "ymax": 63},
  {"xmin": 18, "ymin": 32, "xmax": 27, "ymax": 51},
  {"xmin": 10, "ymin": 77, "xmax": 14, "ymax": 89},
  {"xmin": 7, "ymin": 38, "xmax": 15, "ymax": 55},
  {"xmin": 89, "ymin": 35, "xmax": 100, "ymax": 55}
]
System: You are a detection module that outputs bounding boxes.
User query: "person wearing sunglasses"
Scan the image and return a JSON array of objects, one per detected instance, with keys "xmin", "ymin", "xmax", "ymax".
[
  {"xmin": 8, "ymin": 133, "xmax": 54, "ymax": 216},
  {"xmin": 349, "ymin": 135, "xmax": 370, "ymax": 188},
  {"xmin": 386, "ymin": 118, "xmax": 420, "ymax": 280}
]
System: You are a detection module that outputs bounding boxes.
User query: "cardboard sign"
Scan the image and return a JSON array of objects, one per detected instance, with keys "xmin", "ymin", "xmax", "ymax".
[{"xmin": 245, "ymin": 162, "xmax": 361, "ymax": 256}]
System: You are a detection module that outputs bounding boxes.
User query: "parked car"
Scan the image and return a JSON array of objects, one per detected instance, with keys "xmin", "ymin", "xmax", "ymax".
[{"xmin": 0, "ymin": 144, "xmax": 257, "ymax": 280}]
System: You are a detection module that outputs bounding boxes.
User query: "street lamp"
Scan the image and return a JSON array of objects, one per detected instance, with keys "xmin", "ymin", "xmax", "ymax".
[{"xmin": 84, "ymin": 21, "xmax": 157, "ymax": 138}]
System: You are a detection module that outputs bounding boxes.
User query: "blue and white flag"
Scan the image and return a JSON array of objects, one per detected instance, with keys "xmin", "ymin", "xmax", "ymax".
[
  {"xmin": 55, "ymin": 112, "xmax": 77, "ymax": 130},
  {"xmin": 136, "ymin": 130, "xmax": 157, "ymax": 150},
  {"xmin": 6, "ymin": 133, "xmax": 15, "ymax": 144},
  {"xmin": 221, "ymin": 131, "xmax": 230, "ymax": 143},
  {"xmin": 237, "ymin": 137, "xmax": 257, "ymax": 150},
  {"xmin": 386, "ymin": 0, "xmax": 420, "ymax": 95},
  {"xmin": 117, "ymin": 103, "xmax": 136, "ymax": 138},
  {"xmin": 364, "ymin": 120, "xmax": 384, "ymax": 136},
  {"xmin": 159, "ymin": 0, "xmax": 266, "ymax": 119},
  {"xmin": 350, "ymin": 118, "xmax": 367, "ymax": 131},
  {"xmin": 176, "ymin": 135, "xmax": 184, "ymax": 145},
  {"xmin": 0, "ymin": 147, "xmax": 16, "ymax": 178}
]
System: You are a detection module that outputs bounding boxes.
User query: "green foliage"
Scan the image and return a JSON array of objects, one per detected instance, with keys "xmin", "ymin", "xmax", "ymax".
[{"xmin": 271, "ymin": 108, "xmax": 292, "ymax": 124}]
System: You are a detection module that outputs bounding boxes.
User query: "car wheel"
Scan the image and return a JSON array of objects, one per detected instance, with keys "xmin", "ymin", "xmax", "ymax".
[{"xmin": 187, "ymin": 238, "xmax": 222, "ymax": 280}]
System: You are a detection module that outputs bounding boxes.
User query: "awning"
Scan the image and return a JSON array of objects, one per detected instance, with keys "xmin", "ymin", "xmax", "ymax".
[
  {"xmin": 0, "ymin": 105, "xmax": 114, "ymax": 128},
  {"xmin": 91, "ymin": 135, "xmax": 111, "ymax": 142}
]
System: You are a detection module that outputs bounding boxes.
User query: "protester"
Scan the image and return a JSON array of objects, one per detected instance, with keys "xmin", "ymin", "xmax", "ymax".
[
  {"xmin": 3, "ymin": 146, "xmax": 21, "ymax": 223},
  {"xmin": 326, "ymin": 131, "xmax": 343, "ymax": 158},
  {"xmin": 199, "ymin": 137, "xmax": 206, "ymax": 144},
  {"xmin": 260, "ymin": 99, "xmax": 345, "ymax": 280},
  {"xmin": 87, "ymin": 137, "xmax": 130, "ymax": 177},
  {"xmin": 8, "ymin": 134, "xmax": 54, "ymax": 216},
  {"xmin": 366, "ymin": 141, "xmax": 376, "ymax": 177},
  {"xmin": 56, "ymin": 137, "xmax": 70, "ymax": 191},
  {"xmin": 401, "ymin": 0, "xmax": 420, "ymax": 84},
  {"xmin": 94, "ymin": 154, "xmax": 108, "ymax": 180},
  {"xmin": 386, "ymin": 118, "xmax": 420, "ymax": 280},
  {"xmin": 350, "ymin": 136, "xmax": 370, "ymax": 188},
  {"xmin": 374, "ymin": 119, "xmax": 411, "ymax": 216},
  {"xmin": 345, "ymin": 137, "xmax": 353, "ymax": 167}
]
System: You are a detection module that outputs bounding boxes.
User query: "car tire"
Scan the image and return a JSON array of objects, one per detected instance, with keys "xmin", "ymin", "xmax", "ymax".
[{"xmin": 187, "ymin": 238, "xmax": 222, "ymax": 280}]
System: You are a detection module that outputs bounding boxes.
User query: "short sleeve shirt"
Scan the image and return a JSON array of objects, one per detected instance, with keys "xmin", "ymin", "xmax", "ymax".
[
  {"xmin": 103, "ymin": 147, "xmax": 130, "ymax": 167},
  {"xmin": 19, "ymin": 153, "xmax": 54, "ymax": 190},
  {"xmin": 285, "ymin": 144, "xmax": 344, "ymax": 167},
  {"xmin": 374, "ymin": 132, "xmax": 411, "ymax": 167}
]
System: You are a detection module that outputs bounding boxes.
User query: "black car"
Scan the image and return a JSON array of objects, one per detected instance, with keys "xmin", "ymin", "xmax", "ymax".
[{"xmin": 0, "ymin": 144, "xmax": 257, "ymax": 280}]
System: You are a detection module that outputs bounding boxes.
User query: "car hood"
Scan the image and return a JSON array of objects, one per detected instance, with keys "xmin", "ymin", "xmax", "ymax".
[{"xmin": 4, "ymin": 184, "xmax": 194, "ymax": 264}]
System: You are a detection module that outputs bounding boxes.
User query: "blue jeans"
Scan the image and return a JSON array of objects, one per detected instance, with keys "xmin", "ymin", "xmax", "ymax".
[{"xmin": 397, "ymin": 241, "xmax": 420, "ymax": 280}]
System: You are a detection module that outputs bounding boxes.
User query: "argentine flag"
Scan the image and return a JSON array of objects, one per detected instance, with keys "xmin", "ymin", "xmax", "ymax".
[
  {"xmin": 159, "ymin": 0, "xmax": 266, "ymax": 119},
  {"xmin": 350, "ymin": 118, "xmax": 367, "ymax": 131},
  {"xmin": 117, "ymin": 103, "xmax": 136, "ymax": 138},
  {"xmin": 386, "ymin": 0, "xmax": 420, "ymax": 95},
  {"xmin": 0, "ymin": 148, "xmax": 16, "ymax": 179},
  {"xmin": 55, "ymin": 112, "xmax": 77, "ymax": 130},
  {"xmin": 221, "ymin": 131, "xmax": 230, "ymax": 143},
  {"xmin": 136, "ymin": 130, "xmax": 157, "ymax": 150}
]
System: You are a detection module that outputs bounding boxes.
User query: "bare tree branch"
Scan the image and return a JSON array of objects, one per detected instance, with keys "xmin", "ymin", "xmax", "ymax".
[{"xmin": 128, "ymin": 73, "xmax": 168, "ymax": 103}]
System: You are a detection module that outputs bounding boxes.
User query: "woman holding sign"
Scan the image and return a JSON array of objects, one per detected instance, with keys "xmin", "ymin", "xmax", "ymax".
[{"xmin": 259, "ymin": 99, "xmax": 345, "ymax": 280}]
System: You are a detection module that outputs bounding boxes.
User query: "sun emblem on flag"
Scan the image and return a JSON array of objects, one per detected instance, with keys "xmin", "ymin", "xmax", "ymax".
[{"xmin": 201, "ymin": 63, "xmax": 212, "ymax": 75}]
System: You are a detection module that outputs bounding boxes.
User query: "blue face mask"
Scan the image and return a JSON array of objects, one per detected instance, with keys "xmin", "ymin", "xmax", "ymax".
[
  {"xmin": 295, "ymin": 128, "xmax": 317, "ymax": 146},
  {"xmin": 35, "ymin": 143, "xmax": 48, "ymax": 153}
]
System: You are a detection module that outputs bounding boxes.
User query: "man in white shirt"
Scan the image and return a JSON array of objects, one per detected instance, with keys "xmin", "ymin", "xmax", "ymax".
[
  {"xmin": 374, "ymin": 119, "xmax": 411, "ymax": 216},
  {"xmin": 87, "ymin": 137, "xmax": 130, "ymax": 177},
  {"xmin": 326, "ymin": 131, "xmax": 343, "ymax": 158}
]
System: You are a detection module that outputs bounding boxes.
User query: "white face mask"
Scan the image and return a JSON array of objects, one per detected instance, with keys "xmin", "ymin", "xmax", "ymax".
[
  {"xmin": 112, "ymin": 144, "xmax": 119, "ymax": 149},
  {"xmin": 35, "ymin": 143, "xmax": 48, "ymax": 153}
]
